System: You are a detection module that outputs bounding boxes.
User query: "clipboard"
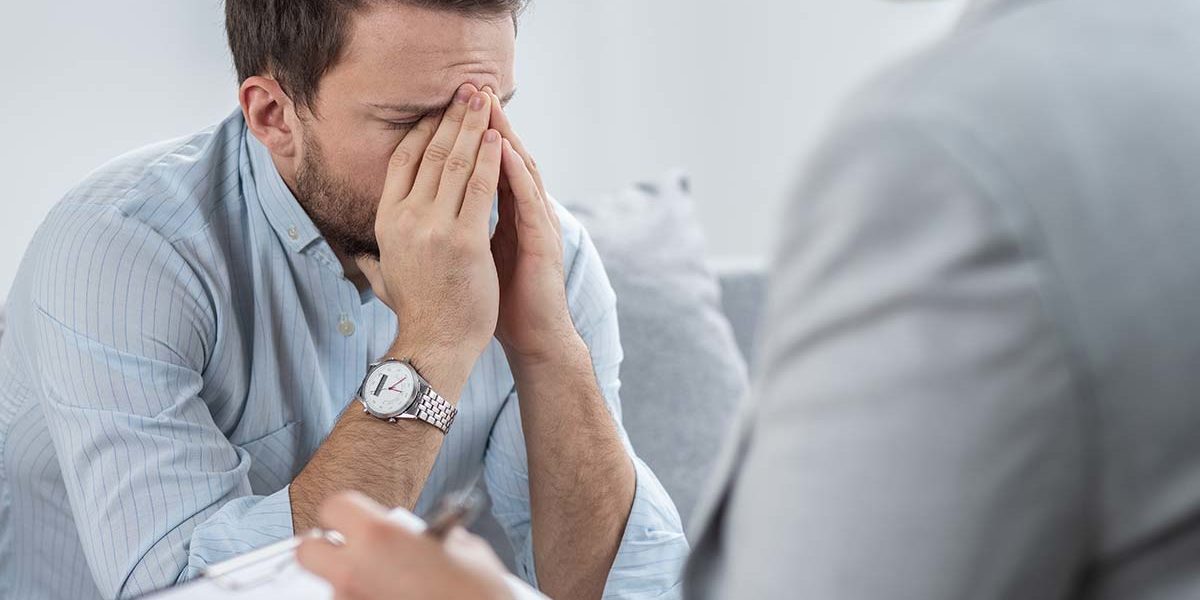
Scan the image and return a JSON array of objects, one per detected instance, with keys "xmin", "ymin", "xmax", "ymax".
[{"xmin": 140, "ymin": 508, "xmax": 427, "ymax": 599}]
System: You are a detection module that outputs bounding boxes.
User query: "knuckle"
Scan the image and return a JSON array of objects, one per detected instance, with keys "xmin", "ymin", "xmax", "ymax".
[
  {"xmin": 445, "ymin": 155, "xmax": 473, "ymax": 174},
  {"xmin": 423, "ymin": 143, "xmax": 452, "ymax": 163},
  {"xmin": 417, "ymin": 116, "xmax": 439, "ymax": 134},
  {"xmin": 467, "ymin": 175, "xmax": 495, "ymax": 197},
  {"xmin": 424, "ymin": 225, "xmax": 451, "ymax": 246},
  {"xmin": 449, "ymin": 232, "xmax": 474, "ymax": 252},
  {"xmin": 462, "ymin": 119, "xmax": 488, "ymax": 134},
  {"xmin": 358, "ymin": 522, "xmax": 389, "ymax": 546},
  {"xmin": 388, "ymin": 148, "xmax": 415, "ymax": 170},
  {"xmin": 457, "ymin": 530, "xmax": 486, "ymax": 548}
]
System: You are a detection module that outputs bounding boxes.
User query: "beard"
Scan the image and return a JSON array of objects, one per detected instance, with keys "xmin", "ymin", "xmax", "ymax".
[{"xmin": 294, "ymin": 133, "xmax": 381, "ymax": 258}]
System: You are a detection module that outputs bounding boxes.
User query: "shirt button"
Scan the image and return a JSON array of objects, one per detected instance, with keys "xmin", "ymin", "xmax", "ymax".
[
  {"xmin": 338, "ymin": 317, "xmax": 356, "ymax": 337},
  {"xmin": 287, "ymin": 225, "xmax": 300, "ymax": 240}
]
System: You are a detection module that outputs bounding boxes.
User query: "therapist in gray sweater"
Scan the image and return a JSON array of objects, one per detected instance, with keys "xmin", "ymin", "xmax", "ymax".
[{"xmin": 298, "ymin": 0, "xmax": 1200, "ymax": 597}]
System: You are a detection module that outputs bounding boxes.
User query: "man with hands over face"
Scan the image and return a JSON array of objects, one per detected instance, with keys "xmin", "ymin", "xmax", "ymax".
[
  {"xmin": 297, "ymin": 85, "xmax": 595, "ymax": 600},
  {"xmin": 0, "ymin": 2, "xmax": 687, "ymax": 599},
  {"xmin": 291, "ymin": 82, "xmax": 658, "ymax": 599},
  {"xmin": 299, "ymin": 1, "xmax": 1200, "ymax": 600}
]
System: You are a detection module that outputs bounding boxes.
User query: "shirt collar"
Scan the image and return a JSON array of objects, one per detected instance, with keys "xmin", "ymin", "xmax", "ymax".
[{"xmin": 243, "ymin": 120, "xmax": 324, "ymax": 253}]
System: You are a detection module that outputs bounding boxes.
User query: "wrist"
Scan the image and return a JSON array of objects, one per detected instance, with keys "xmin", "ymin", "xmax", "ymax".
[
  {"xmin": 505, "ymin": 329, "xmax": 588, "ymax": 374},
  {"xmin": 385, "ymin": 337, "xmax": 479, "ymax": 405}
]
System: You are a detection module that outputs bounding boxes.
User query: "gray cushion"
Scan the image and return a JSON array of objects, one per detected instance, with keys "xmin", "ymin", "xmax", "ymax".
[{"xmin": 564, "ymin": 171, "xmax": 750, "ymax": 527}]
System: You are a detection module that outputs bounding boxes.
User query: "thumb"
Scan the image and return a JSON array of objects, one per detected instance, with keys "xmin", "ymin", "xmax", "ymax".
[{"xmin": 355, "ymin": 255, "xmax": 387, "ymax": 297}]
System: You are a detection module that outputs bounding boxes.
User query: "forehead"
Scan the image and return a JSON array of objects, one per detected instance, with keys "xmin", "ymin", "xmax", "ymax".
[{"xmin": 326, "ymin": 3, "xmax": 517, "ymax": 106}]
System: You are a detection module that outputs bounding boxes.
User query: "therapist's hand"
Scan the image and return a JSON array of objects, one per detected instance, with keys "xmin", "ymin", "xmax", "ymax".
[{"xmin": 296, "ymin": 492, "xmax": 513, "ymax": 600}]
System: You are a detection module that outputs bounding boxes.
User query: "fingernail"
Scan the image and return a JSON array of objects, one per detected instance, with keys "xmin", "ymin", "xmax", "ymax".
[
  {"xmin": 455, "ymin": 84, "xmax": 474, "ymax": 104},
  {"xmin": 469, "ymin": 92, "xmax": 487, "ymax": 111},
  {"xmin": 485, "ymin": 129, "xmax": 500, "ymax": 143}
]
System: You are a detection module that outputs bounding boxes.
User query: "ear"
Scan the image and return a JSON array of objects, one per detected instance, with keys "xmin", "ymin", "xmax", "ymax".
[{"xmin": 239, "ymin": 76, "xmax": 301, "ymax": 160}]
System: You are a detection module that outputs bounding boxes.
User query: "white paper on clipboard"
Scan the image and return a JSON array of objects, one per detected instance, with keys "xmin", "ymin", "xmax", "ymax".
[
  {"xmin": 140, "ymin": 507, "xmax": 545, "ymax": 600},
  {"xmin": 140, "ymin": 508, "xmax": 424, "ymax": 600}
]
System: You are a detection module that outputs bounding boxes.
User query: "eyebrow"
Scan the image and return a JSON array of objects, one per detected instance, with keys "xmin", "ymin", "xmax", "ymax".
[{"xmin": 367, "ymin": 88, "xmax": 518, "ymax": 115}]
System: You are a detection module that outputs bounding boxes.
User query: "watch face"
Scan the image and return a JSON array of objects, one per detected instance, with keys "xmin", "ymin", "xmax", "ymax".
[{"xmin": 361, "ymin": 361, "xmax": 418, "ymax": 418}]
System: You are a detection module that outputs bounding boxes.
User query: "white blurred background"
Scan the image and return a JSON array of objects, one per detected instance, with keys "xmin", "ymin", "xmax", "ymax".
[{"xmin": 0, "ymin": 1, "xmax": 965, "ymax": 295}]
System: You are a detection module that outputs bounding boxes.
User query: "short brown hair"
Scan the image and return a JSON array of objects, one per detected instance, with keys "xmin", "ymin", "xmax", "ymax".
[{"xmin": 225, "ymin": 0, "xmax": 526, "ymax": 111}]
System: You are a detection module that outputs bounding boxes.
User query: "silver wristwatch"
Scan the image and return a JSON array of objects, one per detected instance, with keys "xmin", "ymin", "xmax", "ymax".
[{"xmin": 355, "ymin": 359, "xmax": 457, "ymax": 434}]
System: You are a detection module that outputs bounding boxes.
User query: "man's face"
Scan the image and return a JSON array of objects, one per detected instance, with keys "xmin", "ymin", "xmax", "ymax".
[{"xmin": 294, "ymin": 4, "xmax": 517, "ymax": 258}]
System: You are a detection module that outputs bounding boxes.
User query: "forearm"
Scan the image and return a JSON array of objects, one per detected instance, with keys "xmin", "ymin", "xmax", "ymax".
[
  {"xmin": 291, "ymin": 338, "xmax": 475, "ymax": 532},
  {"xmin": 290, "ymin": 407, "xmax": 443, "ymax": 530},
  {"xmin": 511, "ymin": 335, "xmax": 636, "ymax": 600}
]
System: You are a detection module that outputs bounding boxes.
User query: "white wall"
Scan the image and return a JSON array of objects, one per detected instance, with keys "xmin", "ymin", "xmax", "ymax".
[{"xmin": 0, "ymin": 1, "xmax": 964, "ymax": 294}]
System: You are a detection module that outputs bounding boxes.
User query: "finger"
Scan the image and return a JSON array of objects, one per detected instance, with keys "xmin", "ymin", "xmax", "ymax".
[
  {"xmin": 488, "ymin": 90, "xmax": 547, "ymax": 199},
  {"xmin": 497, "ymin": 174, "xmax": 516, "ymax": 232},
  {"xmin": 491, "ymin": 175, "xmax": 517, "ymax": 254},
  {"xmin": 410, "ymin": 83, "xmax": 477, "ymax": 201},
  {"xmin": 295, "ymin": 536, "xmax": 347, "ymax": 582},
  {"xmin": 460, "ymin": 129, "xmax": 503, "ymax": 232},
  {"xmin": 483, "ymin": 87, "xmax": 545, "ymax": 226},
  {"xmin": 354, "ymin": 255, "xmax": 386, "ymax": 294},
  {"xmin": 379, "ymin": 110, "xmax": 442, "ymax": 205},
  {"xmin": 317, "ymin": 492, "xmax": 389, "ymax": 542},
  {"xmin": 501, "ymin": 139, "xmax": 551, "ymax": 240},
  {"xmin": 443, "ymin": 526, "xmax": 478, "ymax": 548},
  {"xmin": 491, "ymin": 90, "xmax": 557, "ymax": 236},
  {"xmin": 541, "ymin": 186, "xmax": 562, "ymax": 236},
  {"xmin": 485, "ymin": 90, "xmax": 560, "ymax": 239},
  {"xmin": 435, "ymin": 89, "xmax": 493, "ymax": 214}
]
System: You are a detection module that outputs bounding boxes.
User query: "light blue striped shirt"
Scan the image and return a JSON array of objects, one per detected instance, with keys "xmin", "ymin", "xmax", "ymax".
[{"xmin": 0, "ymin": 110, "xmax": 688, "ymax": 599}]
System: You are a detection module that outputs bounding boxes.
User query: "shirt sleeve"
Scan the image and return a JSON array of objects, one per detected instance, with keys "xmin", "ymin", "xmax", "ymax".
[
  {"xmin": 29, "ymin": 203, "xmax": 296, "ymax": 599},
  {"xmin": 707, "ymin": 111, "xmax": 1087, "ymax": 599},
  {"xmin": 481, "ymin": 210, "xmax": 690, "ymax": 599}
]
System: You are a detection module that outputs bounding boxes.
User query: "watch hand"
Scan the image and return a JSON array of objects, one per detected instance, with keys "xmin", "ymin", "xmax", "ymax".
[
  {"xmin": 387, "ymin": 377, "xmax": 409, "ymax": 393},
  {"xmin": 373, "ymin": 375, "xmax": 389, "ymax": 397}
]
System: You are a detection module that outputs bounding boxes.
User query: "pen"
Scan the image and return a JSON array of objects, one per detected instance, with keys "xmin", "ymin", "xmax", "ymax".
[{"xmin": 425, "ymin": 488, "xmax": 483, "ymax": 540}]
